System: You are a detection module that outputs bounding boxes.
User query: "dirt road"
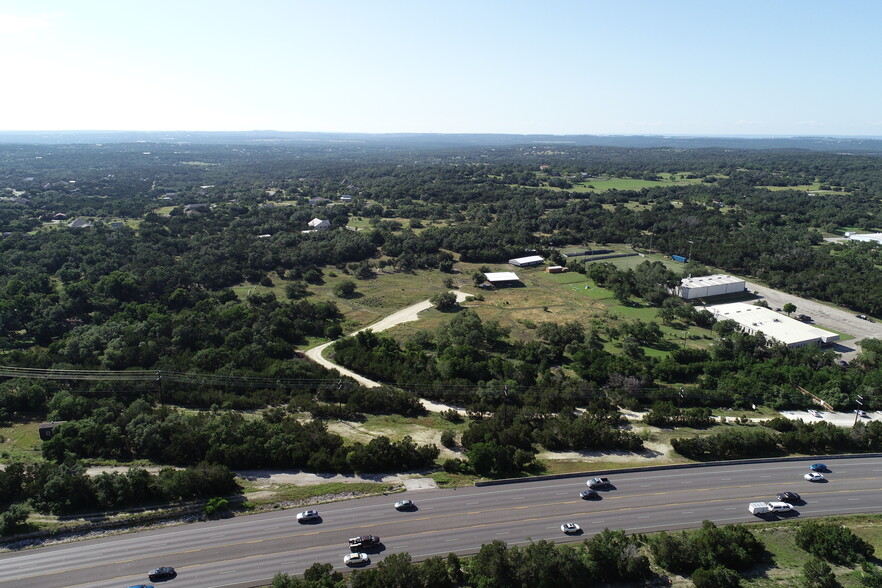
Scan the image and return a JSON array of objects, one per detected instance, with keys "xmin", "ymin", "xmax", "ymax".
[{"xmin": 305, "ymin": 290, "xmax": 471, "ymax": 389}]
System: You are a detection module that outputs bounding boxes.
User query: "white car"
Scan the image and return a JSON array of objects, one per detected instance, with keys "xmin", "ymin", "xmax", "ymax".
[
  {"xmin": 560, "ymin": 522, "xmax": 581, "ymax": 534},
  {"xmin": 344, "ymin": 552, "xmax": 370, "ymax": 566},
  {"xmin": 808, "ymin": 410, "xmax": 822, "ymax": 417},
  {"xmin": 296, "ymin": 510, "xmax": 319, "ymax": 522},
  {"xmin": 804, "ymin": 472, "xmax": 825, "ymax": 482}
]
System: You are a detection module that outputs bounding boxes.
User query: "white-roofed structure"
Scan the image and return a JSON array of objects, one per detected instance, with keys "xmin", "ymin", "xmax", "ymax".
[
  {"xmin": 484, "ymin": 271, "xmax": 521, "ymax": 285},
  {"xmin": 678, "ymin": 274, "xmax": 746, "ymax": 300},
  {"xmin": 847, "ymin": 233, "xmax": 882, "ymax": 244},
  {"xmin": 709, "ymin": 302, "xmax": 839, "ymax": 348},
  {"xmin": 509, "ymin": 255, "xmax": 545, "ymax": 267}
]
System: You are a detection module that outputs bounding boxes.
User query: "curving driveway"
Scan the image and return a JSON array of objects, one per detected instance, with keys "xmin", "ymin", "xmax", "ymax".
[{"xmin": 305, "ymin": 290, "xmax": 471, "ymax": 389}]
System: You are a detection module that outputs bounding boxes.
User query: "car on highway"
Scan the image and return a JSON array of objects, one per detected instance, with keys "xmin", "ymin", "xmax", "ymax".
[
  {"xmin": 808, "ymin": 409, "xmax": 822, "ymax": 417},
  {"xmin": 560, "ymin": 522, "xmax": 581, "ymax": 534},
  {"xmin": 129, "ymin": 585, "xmax": 154, "ymax": 588},
  {"xmin": 857, "ymin": 314, "xmax": 871, "ymax": 321},
  {"xmin": 856, "ymin": 409, "xmax": 868, "ymax": 418},
  {"xmin": 580, "ymin": 489, "xmax": 599, "ymax": 499},
  {"xmin": 296, "ymin": 509, "xmax": 320, "ymax": 522},
  {"xmin": 147, "ymin": 567, "xmax": 176, "ymax": 582},
  {"xmin": 810, "ymin": 463, "xmax": 828, "ymax": 472},
  {"xmin": 804, "ymin": 472, "xmax": 825, "ymax": 482},
  {"xmin": 586, "ymin": 477, "xmax": 612, "ymax": 488},
  {"xmin": 394, "ymin": 499, "xmax": 415, "ymax": 511},
  {"xmin": 776, "ymin": 491, "xmax": 801, "ymax": 503},
  {"xmin": 348, "ymin": 535, "xmax": 380, "ymax": 549},
  {"xmin": 344, "ymin": 552, "xmax": 370, "ymax": 566}
]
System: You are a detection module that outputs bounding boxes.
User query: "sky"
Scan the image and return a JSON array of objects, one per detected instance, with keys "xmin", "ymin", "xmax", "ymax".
[{"xmin": 1, "ymin": 0, "xmax": 880, "ymax": 136}]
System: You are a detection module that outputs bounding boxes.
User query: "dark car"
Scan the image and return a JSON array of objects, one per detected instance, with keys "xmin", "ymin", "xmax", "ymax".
[
  {"xmin": 810, "ymin": 463, "xmax": 828, "ymax": 472},
  {"xmin": 580, "ymin": 489, "xmax": 599, "ymax": 499},
  {"xmin": 348, "ymin": 535, "xmax": 380, "ymax": 549},
  {"xmin": 147, "ymin": 567, "xmax": 176, "ymax": 582},
  {"xmin": 776, "ymin": 491, "xmax": 801, "ymax": 503}
]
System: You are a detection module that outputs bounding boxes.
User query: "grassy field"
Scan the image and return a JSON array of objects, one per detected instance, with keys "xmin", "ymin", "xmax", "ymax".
[
  {"xmin": 0, "ymin": 419, "xmax": 44, "ymax": 461},
  {"xmin": 744, "ymin": 515, "xmax": 882, "ymax": 586},
  {"xmin": 235, "ymin": 480, "xmax": 400, "ymax": 507},
  {"xmin": 569, "ymin": 173, "xmax": 706, "ymax": 192}
]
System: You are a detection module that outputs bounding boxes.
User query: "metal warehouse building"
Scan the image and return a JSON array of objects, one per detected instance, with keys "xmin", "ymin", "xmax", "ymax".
[
  {"xmin": 678, "ymin": 274, "xmax": 746, "ymax": 299},
  {"xmin": 509, "ymin": 255, "xmax": 545, "ymax": 267},
  {"xmin": 709, "ymin": 302, "xmax": 839, "ymax": 348}
]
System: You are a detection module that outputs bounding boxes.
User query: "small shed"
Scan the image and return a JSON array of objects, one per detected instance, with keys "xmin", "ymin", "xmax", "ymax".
[
  {"xmin": 546, "ymin": 265, "xmax": 566, "ymax": 273},
  {"xmin": 38, "ymin": 421, "xmax": 67, "ymax": 441}
]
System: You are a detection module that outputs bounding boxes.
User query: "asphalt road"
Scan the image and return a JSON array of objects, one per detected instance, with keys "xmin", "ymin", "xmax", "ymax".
[{"xmin": 3, "ymin": 457, "xmax": 882, "ymax": 588}]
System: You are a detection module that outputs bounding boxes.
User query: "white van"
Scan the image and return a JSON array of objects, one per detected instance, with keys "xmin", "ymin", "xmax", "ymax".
[{"xmin": 749, "ymin": 501, "xmax": 793, "ymax": 515}]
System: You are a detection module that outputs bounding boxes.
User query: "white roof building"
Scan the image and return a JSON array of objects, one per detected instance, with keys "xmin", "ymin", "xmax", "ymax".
[
  {"xmin": 484, "ymin": 271, "xmax": 521, "ymax": 283},
  {"xmin": 709, "ymin": 302, "xmax": 839, "ymax": 348},
  {"xmin": 509, "ymin": 255, "xmax": 545, "ymax": 267},
  {"xmin": 307, "ymin": 218, "xmax": 331, "ymax": 230},
  {"xmin": 847, "ymin": 233, "xmax": 882, "ymax": 244},
  {"xmin": 678, "ymin": 274, "xmax": 746, "ymax": 300}
]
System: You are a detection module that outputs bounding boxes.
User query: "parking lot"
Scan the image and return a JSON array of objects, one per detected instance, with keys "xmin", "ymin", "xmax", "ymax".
[{"xmin": 779, "ymin": 410, "xmax": 882, "ymax": 427}]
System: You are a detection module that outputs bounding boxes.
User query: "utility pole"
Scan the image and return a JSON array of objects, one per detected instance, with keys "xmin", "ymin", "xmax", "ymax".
[
  {"xmin": 854, "ymin": 395, "xmax": 864, "ymax": 426},
  {"xmin": 648, "ymin": 232, "xmax": 653, "ymax": 253},
  {"xmin": 688, "ymin": 240, "xmax": 694, "ymax": 260}
]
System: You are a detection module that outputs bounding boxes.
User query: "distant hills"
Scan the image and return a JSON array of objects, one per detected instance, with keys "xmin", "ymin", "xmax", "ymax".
[{"xmin": 2, "ymin": 130, "xmax": 882, "ymax": 152}]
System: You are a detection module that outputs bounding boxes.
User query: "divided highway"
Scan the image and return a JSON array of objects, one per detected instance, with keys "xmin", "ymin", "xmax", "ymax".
[{"xmin": 3, "ymin": 457, "xmax": 882, "ymax": 588}]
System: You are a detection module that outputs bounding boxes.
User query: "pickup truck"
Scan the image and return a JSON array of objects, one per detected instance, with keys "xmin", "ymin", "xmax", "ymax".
[
  {"xmin": 749, "ymin": 501, "xmax": 793, "ymax": 515},
  {"xmin": 586, "ymin": 477, "xmax": 612, "ymax": 489},
  {"xmin": 348, "ymin": 535, "xmax": 380, "ymax": 549}
]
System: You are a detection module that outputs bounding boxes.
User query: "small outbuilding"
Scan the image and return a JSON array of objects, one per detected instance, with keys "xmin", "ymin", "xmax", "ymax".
[{"xmin": 38, "ymin": 421, "xmax": 67, "ymax": 441}]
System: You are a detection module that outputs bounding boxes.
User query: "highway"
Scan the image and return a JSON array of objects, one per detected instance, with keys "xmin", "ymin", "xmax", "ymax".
[{"xmin": 2, "ymin": 457, "xmax": 882, "ymax": 588}]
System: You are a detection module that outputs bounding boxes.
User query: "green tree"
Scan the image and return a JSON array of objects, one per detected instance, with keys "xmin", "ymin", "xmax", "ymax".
[
  {"xmin": 333, "ymin": 280, "xmax": 357, "ymax": 298},
  {"xmin": 802, "ymin": 558, "xmax": 842, "ymax": 588},
  {"xmin": 783, "ymin": 302, "xmax": 797, "ymax": 315},
  {"xmin": 431, "ymin": 291, "xmax": 458, "ymax": 311}
]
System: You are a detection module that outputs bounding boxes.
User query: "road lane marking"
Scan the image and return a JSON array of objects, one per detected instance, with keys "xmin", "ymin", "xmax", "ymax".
[{"xmin": 14, "ymin": 480, "xmax": 882, "ymax": 585}]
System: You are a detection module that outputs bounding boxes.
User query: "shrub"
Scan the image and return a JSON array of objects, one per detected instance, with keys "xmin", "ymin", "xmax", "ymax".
[
  {"xmin": 692, "ymin": 565, "xmax": 742, "ymax": 588},
  {"xmin": 795, "ymin": 521, "xmax": 875, "ymax": 565},
  {"xmin": 440, "ymin": 429, "xmax": 457, "ymax": 448},
  {"xmin": 204, "ymin": 496, "xmax": 229, "ymax": 516}
]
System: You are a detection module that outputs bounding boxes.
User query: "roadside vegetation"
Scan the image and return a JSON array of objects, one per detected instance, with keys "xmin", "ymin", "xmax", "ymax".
[{"xmin": 269, "ymin": 515, "xmax": 882, "ymax": 587}]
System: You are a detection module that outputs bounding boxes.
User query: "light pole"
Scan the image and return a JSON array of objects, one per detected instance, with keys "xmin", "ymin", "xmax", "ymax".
[
  {"xmin": 688, "ymin": 240, "xmax": 694, "ymax": 260},
  {"xmin": 648, "ymin": 232, "xmax": 653, "ymax": 253}
]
